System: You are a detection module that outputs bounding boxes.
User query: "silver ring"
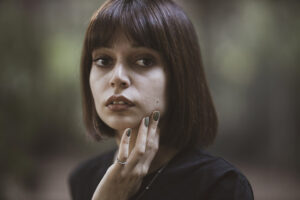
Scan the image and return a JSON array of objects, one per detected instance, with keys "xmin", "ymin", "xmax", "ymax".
[{"xmin": 116, "ymin": 157, "xmax": 127, "ymax": 165}]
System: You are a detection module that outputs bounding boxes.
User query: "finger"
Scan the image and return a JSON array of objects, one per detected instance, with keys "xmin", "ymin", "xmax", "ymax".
[
  {"xmin": 116, "ymin": 128, "xmax": 131, "ymax": 166},
  {"xmin": 147, "ymin": 111, "xmax": 160, "ymax": 141},
  {"xmin": 143, "ymin": 111, "xmax": 160, "ymax": 166},
  {"xmin": 126, "ymin": 117, "xmax": 149, "ymax": 168}
]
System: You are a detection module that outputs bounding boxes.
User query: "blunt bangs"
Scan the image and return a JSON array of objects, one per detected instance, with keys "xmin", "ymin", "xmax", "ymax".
[{"xmin": 87, "ymin": 0, "xmax": 176, "ymax": 55}]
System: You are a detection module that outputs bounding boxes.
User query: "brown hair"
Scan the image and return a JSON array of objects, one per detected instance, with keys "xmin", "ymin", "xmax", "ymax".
[{"xmin": 80, "ymin": 0, "xmax": 218, "ymax": 150}]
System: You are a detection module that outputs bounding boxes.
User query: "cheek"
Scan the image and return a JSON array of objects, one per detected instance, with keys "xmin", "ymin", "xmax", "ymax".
[
  {"xmin": 89, "ymin": 68, "xmax": 107, "ymax": 109},
  {"xmin": 89, "ymin": 68, "xmax": 98, "ymax": 94},
  {"xmin": 89, "ymin": 78, "xmax": 99, "ymax": 106},
  {"xmin": 152, "ymin": 94, "xmax": 164, "ymax": 107},
  {"xmin": 140, "ymin": 77, "xmax": 166, "ymax": 114}
]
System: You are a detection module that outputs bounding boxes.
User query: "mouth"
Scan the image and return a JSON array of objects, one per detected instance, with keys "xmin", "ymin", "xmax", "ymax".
[{"xmin": 105, "ymin": 95, "xmax": 134, "ymax": 111}]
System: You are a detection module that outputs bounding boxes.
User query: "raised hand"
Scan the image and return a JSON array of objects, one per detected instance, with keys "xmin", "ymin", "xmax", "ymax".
[{"xmin": 92, "ymin": 111, "xmax": 160, "ymax": 200}]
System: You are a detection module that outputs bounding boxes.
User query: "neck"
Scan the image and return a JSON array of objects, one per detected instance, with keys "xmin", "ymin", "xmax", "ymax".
[{"xmin": 115, "ymin": 129, "xmax": 179, "ymax": 173}]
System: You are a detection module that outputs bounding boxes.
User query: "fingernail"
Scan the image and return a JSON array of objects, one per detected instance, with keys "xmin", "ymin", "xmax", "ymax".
[
  {"xmin": 126, "ymin": 128, "xmax": 131, "ymax": 137},
  {"xmin": 144, "ymin": 117, "xmax": 149, "ymax": 127},
  {"xmin": 153, "ymin": 111, "xmax": 160, "ymax": 121}
]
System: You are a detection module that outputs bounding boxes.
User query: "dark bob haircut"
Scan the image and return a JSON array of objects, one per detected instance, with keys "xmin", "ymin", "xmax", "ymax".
[{"xmin": 80, "ymin": 0, "xmax": 218, "ymax": 150}]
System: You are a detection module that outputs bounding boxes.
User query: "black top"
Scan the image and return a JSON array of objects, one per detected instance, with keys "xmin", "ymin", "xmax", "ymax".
[{"xmin": 68, "ymin": 147, "xmax": 254, "ymax": 200}]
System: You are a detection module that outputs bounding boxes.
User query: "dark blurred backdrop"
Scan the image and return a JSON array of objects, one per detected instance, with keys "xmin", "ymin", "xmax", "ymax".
[{"xmin": 0, "ymin": 0, "xmax": 299, "ymax": 199}]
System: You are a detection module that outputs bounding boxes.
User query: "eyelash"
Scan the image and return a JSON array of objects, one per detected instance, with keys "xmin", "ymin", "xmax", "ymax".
[
  {"xmin": 92, "ymin": 55, "xmax": 156, "ymax": 68},
  {"xmin": 135, "ymin": 56, "xmax": 155, "ymax": 67},
  {"xmin": 93, "ymin": 56, "xmax": 113, "ymax": 68}
]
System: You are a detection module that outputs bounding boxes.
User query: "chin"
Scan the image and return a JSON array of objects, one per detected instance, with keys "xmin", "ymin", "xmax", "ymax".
[{"xmin": 104, "ymin": 116, "xmax": 141, "ymax": 131}]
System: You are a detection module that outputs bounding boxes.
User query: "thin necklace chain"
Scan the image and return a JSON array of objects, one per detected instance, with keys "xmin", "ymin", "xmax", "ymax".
[{"xmin": 134, "ymin": 163, "xmax": 169, "ymax": 200}]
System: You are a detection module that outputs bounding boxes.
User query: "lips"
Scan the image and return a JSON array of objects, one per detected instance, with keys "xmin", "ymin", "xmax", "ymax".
[{"xmin": 105, "ymin": 95, "xmax": 134, "ymax": 111}]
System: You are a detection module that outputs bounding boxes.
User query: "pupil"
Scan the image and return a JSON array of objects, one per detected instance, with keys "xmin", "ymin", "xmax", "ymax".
[
  {"xmin": 101, "ymin": 59, "xmax": 108, "ymax": 65},
  {"xmin": 143, "ymin": 59, "xmax": 151, "ymax": 65}
]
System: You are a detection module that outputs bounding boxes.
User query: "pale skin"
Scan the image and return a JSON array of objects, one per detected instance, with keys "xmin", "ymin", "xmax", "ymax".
[{"xmin": 90, "ymin": 34, "xmax": 179, "ymax": 200}]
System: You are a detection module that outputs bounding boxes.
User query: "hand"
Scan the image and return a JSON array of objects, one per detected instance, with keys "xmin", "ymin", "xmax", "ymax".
[{"xmin": 92, "ymin": 111, "xmax": 160, "ymax": 200}]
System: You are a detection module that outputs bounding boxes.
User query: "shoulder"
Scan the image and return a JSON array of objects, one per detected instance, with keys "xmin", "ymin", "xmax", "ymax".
[
  {"xmin": 68, "ymin": 148, "xmax": 117, "ymax": 200},
  {"xmin": 194, "ymin": 148, "xmax": 254, "ymax": 199},
  {"xmin": 168, "ymin": 147, "xmax": 254, "ymax": 199},
  {"xmin": 170, "ymin": 147, "xmax": 243, "ymax": 174},
  {"xmin": 193, "ymin": 148, "xmax": 246, "ymax": 177}
]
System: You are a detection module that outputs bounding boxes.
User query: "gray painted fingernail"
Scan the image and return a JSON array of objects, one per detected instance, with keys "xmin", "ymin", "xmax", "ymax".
[
  {"xmin": 144, "ymin": 117, "xmax": 149, "ymax": 127},
  {"xmin": 153, "ymin": 111, "xmax": 160, "ymax": 121},
  {"xmin": 126, "ymin": 128, "xmax": 131, "ymax": 137}
]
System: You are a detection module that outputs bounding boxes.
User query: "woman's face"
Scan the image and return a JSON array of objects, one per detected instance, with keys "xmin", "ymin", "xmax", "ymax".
[{"xmin": 89, "ymin": 34, "xmax": 167, "ymax": 131}]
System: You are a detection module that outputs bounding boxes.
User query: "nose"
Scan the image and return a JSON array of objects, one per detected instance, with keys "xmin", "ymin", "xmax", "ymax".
[{"xmin": 109, "ymin": 63, "xmax": 130, "ymax": 89}]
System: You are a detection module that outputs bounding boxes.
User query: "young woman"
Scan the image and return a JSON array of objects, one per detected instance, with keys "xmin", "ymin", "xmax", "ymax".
[{"xmin": 69, "ymin": 0, "xmax": 254, "ymax": 199}]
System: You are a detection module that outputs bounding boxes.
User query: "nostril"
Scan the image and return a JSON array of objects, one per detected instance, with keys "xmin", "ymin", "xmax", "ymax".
[{"xmin": 110, "ymin": 81, "xmax": 128, "ymax": 88}]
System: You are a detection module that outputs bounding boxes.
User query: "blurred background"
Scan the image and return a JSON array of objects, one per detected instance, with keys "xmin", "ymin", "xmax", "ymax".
[{"xmin": 0, "ymin": 0, "xmax": 299, "ymax": 199}]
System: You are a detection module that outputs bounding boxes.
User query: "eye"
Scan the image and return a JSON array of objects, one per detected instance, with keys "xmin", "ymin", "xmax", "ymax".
[
  {"xmin": 93, "ymin": 56, "xmax": 113, "ymax": 67},
  {"xmin": 135, "ymin": 57, "xmax": 155, "ymax": 67}
]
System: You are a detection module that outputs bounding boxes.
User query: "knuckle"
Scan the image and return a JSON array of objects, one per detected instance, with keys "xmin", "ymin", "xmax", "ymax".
[
  {"xmin": 118, "ymin": 155, "xmax": 126, "ymax": 161},
  {"xmin": 150, "ymin": 124, "xmax": 157, "ymax": 131},
  {"xmin": 135, "ymin": 148, "xmax": 145, "ymax": 157},
  {"xmin": 147, "ymin": 140, "xmax": 159, "ymax": 151},
  {"xmin": 147, "ymin": 143, "xmax": 154, "ymax": 151},
  {"xmin": 146, "ymin": 139, "xmax": 153, "ymax": 146},
  {"xmin": 132, "ymin": 166, "xmax": 148, "ymax": 177},
  {"xmin": 132, "ymin": 168, "xmax": 142, "ymax": 178}
]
